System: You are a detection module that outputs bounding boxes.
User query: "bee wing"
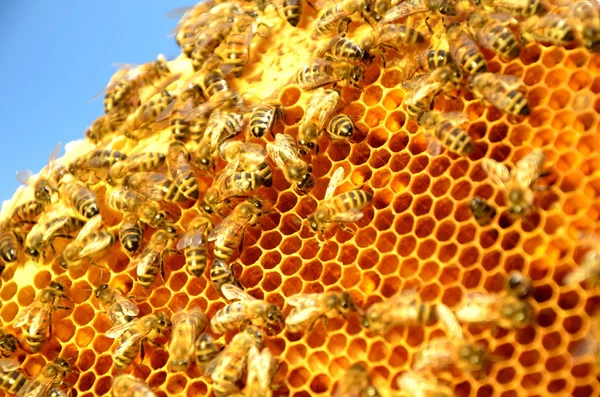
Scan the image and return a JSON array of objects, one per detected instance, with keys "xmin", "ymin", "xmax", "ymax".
[
  {"xmin": 455, "ymin": 293, "xmax": 499, "ymax": 323},
  {"xmin": 126, "ymin": 173, "xmax": 170, "ymax": 201},
  {"xmin": 440, "ymin": 112, "xmax": 469, "ymax": 126},
  {"xmin": 113, "ymin": 293, "xmax": 140, "ymax": 317},
  {"xmin": 106, "ymin": 318, "xmax": 139, "ymax": 339},
  {"xmin": 78, "ymin": 232, "xmax": 114, "ymax": 258},
  {"xmin": 248, "ymin": 347, "xmax": 275, "ymax": 390},
  {"xmin": 382, "ymin": 0, "xmax": 428, "ymax": 23},
  {"xmin": 240, "ymin": 143, "xmax": 268, "ymax": 167},
  {"xmin": 221, "ymin": 283, "xmax": 256, "ymax": 301},
  {"xmin": 401, "ymin": 71, "xmax": 434, "ymax": 92},
  {"xmin": 156, "ymin": 97, "xmax": 179, "ymax": 122},
  {"xmin": 287, "ymin": 293, "xmax": 320, "ymax": 307},
  {"xmin": 176, "ymin": 226, "xmax": 207, "ymax": 250},
  {"xmin": 436, "ymin": 303, "xmax": 463, "ymax": 339},
  {"xmin": 28, "ymin": 301, "xmax": 53, "ymax": 336},
  {"xmin": 13, "ymin": 300, "xmax": 38, "ymax": 328},
  {"xmin": 47, "ymin": 142, "xmax": 61, "ymax": 169},
  {"xmin": 329, "ymin": 209, "xmax": 365, "ymax": 223},
  {"xmin": 75, "ymin": 214, "xmax": 104, "ymax": 242},
  {"xmin": 481, "ymin": 158, "xmax": 510, "ymax": 186},
  {"xmin": 296, "ymin": 60, "xmax": 336, "ymax": 89},
  {"xmin": 325, "ymin": 167, "xmax": 345, "ymax": 201},
  {"xmin": 15, "ymin": 169, "xmax": 34, "ymax": 186},
  {"xmin": 316, "ymin": 36, "xmax": 343, "ymax": 58},
  {"xmin": 16, "ymin": 374, "xmax": 53, "ymax": 397},
  {"xmin": 0, "ymin": 359, "xmax": 19, "ymax": 371},
  {"xmin": 171, "ymin": 151, "xmax": 192, "ymax": 180},
  {"xmin": 405, "ymin": 80, "xmax": 445, "ymax": 105}
]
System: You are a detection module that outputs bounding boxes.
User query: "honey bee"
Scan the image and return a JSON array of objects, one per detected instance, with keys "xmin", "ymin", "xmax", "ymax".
[
  {"xmin": 417, "ymin": 111, "xmax": 473, "ymax": 156},
  {"xmin": 168, "ymin": 308, "xmax": 208, "ymax": 372},
  {"xmin": 210, "ymin": 259, "xmax": 242, "ymax": 295},
  {"xmin": 13, "ymin": 282, "xmax": 72, "ymax": 353},
  {"xmin": 177, "ymin": 211, "xmax": 214, "ymax": 277},
  {"xmin": 481, "ymin": 149, "xmax": 545, "ymax": 216},
  {"xmin": 7, "ymin": 196, "xmax": 45, "ymax": 226},
  {"xmin": 195, "ymin": 110, "xmax": 246, "ymax": 171},
  {"xmin": 519, "ymin": 14, "xmax": 576, "ymax": 46},
  {"xmin": 297, "ymin": 88, "xmax": 340, "ymax": 153},
  {"xmin": 208, "ymin": 196, "xmax": 266, "ymax": 263},
  {"xmin": 396, "ymin": 372, "xmax": 454, "ymax": 397},
  {"xmin": 568, "ymin": 1, "xmax": 600, "ymax": 52},
  {"xmin": 245, "ymin": 346, "xmax": 278, "ymax": 397},
  {"xmin": 157, "ymin": 94, "xmax": 200, "ymax": 142},
  {"xmin": 469, "ymin": 197, "xmax": 497, "ymax": 226},
  {"xmin": 0, "ymin": 330, "xmax": 19, "ymax": 358},
  {"xmin": 326, "ymin": 114, "xmax": 357, "ymax": 141},
  {"xmin": 314, "ymin": 0, "xmax": 369, "ymax": 37},
  {"xmin": 119, "ymin": 214, "xmax": 144, "ymax": 254},
  {"xmin": 0, "ymin": 222, "xmax": 22, "ymax": 266},
  {"xmin": 127, "ymin": 226, "xmax": 179, "ymax": 289},
  {"xmin": 16, "ymin": 142, "xmax": 63, "ymax": 205},
  {"xmin": 506, "ymin": 270, "xmax": 532, "ymax": 299},
  {"xmin": 361, "ymin": 23, "xmax": 425, "ymax": 59},
  {"xmin": 166, "ymin": 142, "xmax": 199, "ymax": 200},
  {"xmin": 211, "ymin": 284, "xmax": 282, "ymax": 334},
  {"xmin": 125, "ymin": 173, "xmax": 188, "ymax": 204},
  {"xmin": 362, "ymin": 290, "xmax": 463, "ymax": 337},
  {"xmin": 334, "ymin": 364, "xmax": 379, "ymax": 397},
  {"xmin": 467, "ymin": 11, "xmax": 521, "ymax": 60},
  {"xmin": 220, "ymin": 141, "xmax": 273, "ymax": 187},
  {"xmin": 202, "ymin": 161, "xmax": 266, "ymax": 216},
  {"xmin": 106, "ymin": 312, "xmax": 172, "ymax": 369},
  {"xmin": 285, "ymin": 290, "xmax": 358, "ymax": 333},
  {"xmin": 15, "ymin": 358, "xmax": 73, "ymax": 397},
  {"xmin": 266, "ymin": 133, "xmax": 314, "ymax": 193},
  {"xmin": 112, "ymin": 374, "xmax": 156, "ymax": 397},
  {"xmin": 189, "ymin": 20, "xmax": 235, "ymax": 70},
  {"xmin": 196, "ymin": 333, "xmax": 220, "ymax": 372},
  {"xmin": 85, "ymin": 110, "xmax": 127, "ymax": 144},
  {"xmin": 57, "ymin": 174, "xmax": 100, "ymax": 220},
  {"xmin": 0, "ymin": 359, "xmax": 28, "ymax": 395},
  {"xmin": 471, "ymin": 0, "xmax": 547, "ymax": 17},
  {"xmin": 316, "ymin": 35, "xmax": 372, "ymax": 64},
  {"xmin": 564, "ymin": 249, "xmax": 600, "ymax": 288},
  {"xmin": 123, "ymin": 91, "xmax": 177, "ymax": 140},
  {"xmin": 295, "ymin": 60, "xmax": 364, "ymax": 91},
  {"xmin": 469, "ymin": 72, "xmax": 530, "ymax": 117},
  {"xmin": 95, "ymin": 283, "xmax": 140, "ymax": 327},
  {"xmin": 380, "ymin": 0, "xmax": 457, "ymax": 24},
  {"xmin": 308, "ymin": 167, "xmax": 372, "ymax": 237},
  {"xmin": 58, "ymin": 215, "xmax": 116, "ymax": 269},
  {"xmin": 446, "ymin": 22, "xmax": 488, "ymax": 76},
  {"xmin": 107, "ymin": 152, "xmax": 166, "ymax": 186},
  {"xmin": 456, "ymin": 293, "xmax": 534, "ymax": 332},
  {"xmin": 107, "ymin": 187, "xmax": 169, "ymax": 228},
  {"xmin": 69, "ymin": 149, "xmax": 128, "ymax": 180},
  {"xmin": 206, "ymin": 326, "xmax": 263, "ymax": 397},
  {"xmin": 413, "ymin": 337, "xmax": 490, "ymax": 377},
  {"xmin": 24, "ymin": 207, "xmax": 85, "ymax": 261},
  {"xmin": 402, "ymin": 64, "xmax": 463, "ymax": 120},
  {"xmin": 248, "ymin": 104, "xmax": 280, "ymax": 139},
  {"xmin": 223, "ymin": 12, "xmax": 258, "ymax": 78}
]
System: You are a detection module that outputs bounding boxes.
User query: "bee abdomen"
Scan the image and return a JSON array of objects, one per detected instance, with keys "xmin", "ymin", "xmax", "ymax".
[
  {"xmin": 249, "ymin": 106, "xmax": 275, "ymax": 138},
  {"xmin": 283, "ymin": 0, "xmax": 301, "ymax": 26},
  {"xmin": 171, "ymin": 118, "xmax": 190, "ymax": 141},
  {"xmin": 0, "ymin": 370, "xmax": 27, "ymax": 394},
  {"xmin": 469, "ymin": 197, "xmax": 497, "ymax": 226},
  {"xmin": 327, "ymin": 114, "xmax": 355, "ymax": 139},
  {"xmin": 0, "ymin": 231, "xmax": 20, "ymax": 263},
  {"xmin": 489, "ymin": 24, "xmax": 520, "ymax": 58},
  {"xmin": 25, "ymin": 333, "xmax": 45, "ymax": 353},
  {"xmin": 506, "ymin": 90, "xmax": 530, "ymax": 116},
  {"xmin": 436, "ymin": 121, "xmax": 474, "ymax": 156},
  {"xmin": 72, "ymin": 190, "xmax": 99, "ymax": 219},
  {"xmin": 186, "ymin": 246, "xmax": 208, "ymax": 277},
  {"xmin": 175, "ymin": 176, "xmax": 200, "ymax": 200}
]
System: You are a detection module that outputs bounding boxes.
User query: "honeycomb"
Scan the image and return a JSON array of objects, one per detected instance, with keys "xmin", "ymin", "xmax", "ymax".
[{"xmin": 2, "ymin": 1, "xmax": 600, "ymax": 396}]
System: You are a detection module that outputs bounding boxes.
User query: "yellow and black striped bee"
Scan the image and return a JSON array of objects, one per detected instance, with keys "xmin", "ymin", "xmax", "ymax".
[
  {"xmin": 0, "ymin": 359, "xmax": 27, "ymax": 395},
  {"xmin": 266, "ymin": 133, "xmax": 314, "ymax": 193},
  {"xmin": 519, "ymin": 14, "xmax": 576, "ymax": 46},
  {"xmin": 414, "ymin": 337, "xmax": 490, "ymax": 377},
  {"xmin": 418, "ymin": 111, "xmax": 474, "ymax": 156},
  {"xmin": 57, "ymin": 174, "xmax": 100, "ymax": 220},
  {"xmin": 119, "ymin": 214, "xmax": 144, "ymax": 254},
  {"xmin": 210, "ymin": 259, "xmax": 242, "ymax": 296},
  {"xmin": 470, "ymin": 0, "xmax": 547, "ymax": 17},
  {"xmin": 196, "ymin": 333, "xmax": 220, "ymax": 373},
  {"xmin": 380, "ymin": 0, "xmax": 456, "ymax": 24},
  {"xmin": 456, "ymin": 292, "xmax": 534, "ymax": 333},
  {"xmin": 190, "ymin": 21, "xmax": 235, "ymax": 70},
  {"xmin": 107, "ymin": 187, "xmax": 169, "ymax": 228},
  {"xmin": 16, "ymin": 142, "xmax": 63, "ymax": 206},
  {"xmin": 506, "ymin": 271, "xmax": 532, "ymax": 300},
  {"xmin": 568, "ymin": 0, "xmax": 600, "ymax": 52},
  {"xmin": 361, "ymin": 23, "xmax": 425, "ymax": 58},
  {"xmin": 0, "ymin": 330, "xmax": 19, "ymax": 358},
  {"xmin": 157, "ymin": 86, "xmax": 204, "ymax": 141},
  {"xmin": 106, "ymin": 312, "xmax": 172, "ymax": 369},
  {"xmin": 95, "ymin": 283, "xmax": 140, "ymax": 327},
  {"xmin": 166, "ymin": 142, "xmax": 199, "ymax": 200},
  {"xmin": 314, "ymin": 0, "xmax": 370, "ymax": 38},
  {"xmin": 58, "ymin": 215, "xmax": 116, "ymax": 269},
  {"xmin": 69, "ymin": 149, "xmax": 128, "ymax": 181},
  {"xmin": 13, "ymin": 357, "xmax": 74, "ymax": 397},
  {"xmin": 326, "ymin": 114, "xmax": 356, "ymax": 140},
  {"xmin": 177, "ymin": 211, "xmax": 214, "ymax": 277},
  {"xmin": 297, "ymin": 88, "xmax": 340, "ymax": 153},
  {"xmin": 125, "ymin": 172, "xmax": 188, "ymax": 204},
  {"xmin": 295, "ymin": 59, "xmax": 364, "ymax": 91},
  {"xmin": 467, "ymin": 11, "xmax": 521, "ymax": 60},
  {"xmin": 248, "ymin": 104, "xmax": 280, "ymax": 139},
  {"xmin": 223, "ymin": 11, "xmax": 258, "ymax": 78},
  {"xmin": 208, "ymin": 196, "xmax": 266, "ymax": 263},
  {"xmin": 220, "ymin": 140, "xmax": 273, "ymax": 186},
  {"xmin": 469, "ymin": 196, "xmax": 497, "ymax": 226},
  {"xmin": 285, "ymin": 291, "xmax": 357, "ymax": 333},
  {"xmin": 85, "ymin": 110, "xmax": 126, "ymax": 144},
  {"xmin": 446, "ymin": 22, "xmax": 487, "ymax": 76},
  {"xmin": 123, "ymin": 91, "xmax": 176, "ymax": 140},
  {"xmin": 195, "ymin": 110, "xmax": 246, "ymax": 172},
  {"xmin": 469, "ymin": 72, "xmax": 530, "ymax": 117},
  {"xmin": 308, "ymin": 167, "xmax": 372, "ymax": 237},
  {"xmin": 107, "ymin": 151, "xmax": 166, "ymax": 186},
  {"xmin": 334, "ymin": 364, "xmax": 380, "ymax": 397},
  {"xmin": 13, "ymin": 282, "xmax": 72, "ymax": 353},
  {"xmin": 168, "ymin": 309, "xmax": 208, "ymax": 372},
  {"xmin": 280, "ymin": 0, "xmax": 310, "ymax": 27},
  {"xmin": 316, "ymin": 35, "xmax": 372, "ymax": 64},
  {"xmin": 24, "ymin": 207, "xmax": 85, "ymax": 261}
]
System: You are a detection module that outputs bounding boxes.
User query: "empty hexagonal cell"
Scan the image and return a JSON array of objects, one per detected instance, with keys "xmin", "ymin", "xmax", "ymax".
[
  {"xmin": 363, "ymin": 85, "xmax": 383, "ymax": 106},
  {"xmin": 545, "ymin": 68, "xmax": 568, "ymax": 88},
  {"xmin": 328, "ymin": 140, "xmax": 351, "ymax": 162},
  {"xmin": 574, "ymin": 112, "xmax": 596, "ymax": 132},
  {"xmin": 364, "ymin": 106, "xmax": 386, "ymax": 127}
]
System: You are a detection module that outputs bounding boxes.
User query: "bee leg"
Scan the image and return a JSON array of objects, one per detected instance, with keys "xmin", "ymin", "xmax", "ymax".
[
  {"xmin": 425, "ymin": 16, "xmax": 433, "ymax": 35},
  {"xmin": 338, "ymin": 222, "xmax": 356, "ymax": 235},
  {"xmin": 140, "ymin": 342, "xmax": 146, "ymax": 363},
  {"xmin": 160, "ymin": 257, "xmax": 166, "ymax": 283},
  {"xmin": 337, "ymin": 18, "xmax": 351, "ymax": 37},
  {"xmin": 88, "ymin": 259, "xmax": 107, "ymax": 269},
  {"xmin": 308, "ymin": 315, "xmax": 325, "ymax": 333},
  {"xmin": 305, "ymin": 0, "xmax": 317, "ymax": 11},
  {"xmin": 16, "ymin": 339, "xmax": 24, "ymax": 351}
]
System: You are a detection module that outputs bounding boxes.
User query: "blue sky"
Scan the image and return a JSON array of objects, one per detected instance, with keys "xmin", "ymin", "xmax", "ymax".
[{"xmin": 0, "ymin": 1, "xmax": 195, "ymax": 202}]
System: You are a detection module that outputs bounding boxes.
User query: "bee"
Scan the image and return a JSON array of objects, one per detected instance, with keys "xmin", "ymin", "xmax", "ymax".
[
  {"xmin": 569, "ymin": 1, "xmax": 600, "ymax": 52},
  {"xmin": 107, "ymin": 152, "xmax": 166, "ymax": 186},
  {"xmin": 295, "ymin": 59, "xmax": 364, "ymax": 91},
  {"xmin": 396, "ymin": 372, "xmax": 454, "ymax": 397},
  {"xmin": 519, "ymin": 14, "xmax": 576, "ymax": 46},
  {"xmin": 24, "ymin": 207, "xmax": 85, "ymax": 261},
  {"xmin": 223, "ymin": 11, "xmax": 258, "ymax": 78},
  {"xmin": 107, "ymin": 187, "xmax": 169, "ymax": 228},
  {"xmin": 471, "ymin": 0, "xmax": 547, "ymax": 17},
  {"xmin": 16, "ymin": 142, "xmax": 63, "ymax": 205},
  {"xmin": 285, "ymin": 291, "xmax": 357, "ymax": 333},
  {"xmin": 190, "ymin": 21, "xmax": 235, "ymax": 71},
  {"xmin": 248, "ymin": 104, "xmax": 280, "ymax": 139},
  {"xmin": 413, "ymin": 337, "xmax": 490, "ymax": 377},
  {"xmin": 8, "ymin": 197, "xmax": 45, "ymax": 226},
  {"xmin": 177, "ymin": 211, "xmax": 214, "ymax": 277},
  {"xmin": 417, "ymin": 111, "xmax": 474, "ymax": 156},
  {"xmin": 112, "ymin": 374, "xmax": 156, "ymax": 397},
  {"xmin": 210, "ymin": 259, "xmax": 242, "ymax": 295},
  {"xmin": 361, "ymin": 23, "xmax": 425, "ymax": 58},
  {"xmin": 196, "ymin": 333, "xmax": 220, "ymax": 372},
  {"xmin": 106, "ymin": 312, "xmax": 172, "ymax": 369},
  {"xmin": 127, "ymin": 226, "xmax": 179, "ymax": 289},
  {"xmin": 119, "ymin": 214, "xmax": 144, "ymax": 254},
  {"xmin": 314, "ymin": 0, "xmax": 369, "ymax": 37},
  {"xmin": 280, "ymin": 0, "xmax": 308, "ymax": 27},
  {"xmin": 362, "ymin": 290, "xmax": 463, "ymax": 338},
  {"xmin": 95, "ymin": 283, "xmax": 139, "ymax": 327},
  {"xmin": 297, "ymin": 88, "xmax": 340, "ymax": 153},
  {"xmin": 208, "ymin": 197, "xmax": 266, "ymax": 263},
  {"xmin": 467, "ymin": 11, "xmax": 521, "ymax": 60},
  {"xmin": 125, "ymin": 173, "xmax": 188, "ymax": 204},
  {"xmin": 123, "ymin": 91, "xmax": 177, "ymax": 140},
  {"xmin": 334, "ymin": 364, "xmax": 380, "ymax": 397},
  {"xmin": 166, "ymin": 142, "xmax": 200, "ymax": 200},
  {"xmin": 0, "ymin": 222, "xmax": 22, "ymax": 266},
  {"xmin": 14, "ymin": 358, "xmax": 73, "ymax": 397},
  {"xmin": 58, "ymin": 215, "xmax": 116, "ymax": 269},
  {"xmin": 207, "ymin": 326, "xmax": 263, "ymax": 397},
  {"xmin": 69, "ymin": 149, "xmax": 128, "ymax": 180},
  {"xmin": 481, "ymin": 149, "xmax": 545, "ymax": 216},
  {"xmin": 308, "ymin": 167, "xmax": 372, "ymax": 237},
  {"xmin": 0, "ymin": 330, "xmax": 19, "ymax": 358},
  {"xmin": 471, "ymin": 72, "xmax": 530, "ymax": 117},
  {"xmin": 326, "ymin": 114, "xmax": 356, "ymax": 141},
  {"xmin": 506, "ymin": 270, "xmax": 532, "ymax": 299},
  {"xmin": 456, "ymin": 293, "xmax": 534, "ymax": 333},
  {"xmin": 316, "ymin": 35, "xmax": 372, "ymax": 64},
  {"xmin": 210, "ymin": 284, "xmax": 282, "ymax": 334},
  {"xmin": 245, "ymin": 346, "xmax": 278, "ymax": 397},
  {"xmin": 266, "ymin": 133, "xmax": 314, "ymax": 193},
  {"xmin": 195, "ymin": 110, "xmax": 245, "ymax": 171},
  {"xmin": 469, "ymin": 197, "xmax": 497, "ymax": 226},
  {"xmin": 158, "ymin": 96, "xmax": 197, "ymax": 142},
  {"xmin": 13, "ymin": 282, "xmax": 72, "ymax": 353},
  {"xmin": 168, "ymin": 309, "xmax": 208, "ymax": 372},
  {"xmin": 380, "ymin": 0, "xmax": 457, "ymax": 24},
  {"xmin": 0, "ymin": 359, "xmax": 28, "ymax": 395},
  {"xmin": 220, "ymin": 141, "xmax": 272, "ymax": 186},
  {"xmin": 446, "ymin": 22, "xmax": 488, "ymax": 76},
  {"xmin": 202, "ymin": 161, "xmax": 265, "ymax": 215},
  {"xmin": 57, "ymin": 174, "xmax": 100, "ymax": 220},
  {"xmin": 402, "ymin": 64, "xmax": 463, "ymax": 120},
  {"xmin": 85, "ymin": 110, "xmax": 127, "ymax": 144},
  {"xmin": 564, "ymin": 249, "xmax": 600, "ymax": 288}
]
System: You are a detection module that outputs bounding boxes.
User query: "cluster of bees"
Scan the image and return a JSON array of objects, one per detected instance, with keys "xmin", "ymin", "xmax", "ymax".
[{"xmin": 0, "ymin": 0, "xmax": 599, "ymax": 396}]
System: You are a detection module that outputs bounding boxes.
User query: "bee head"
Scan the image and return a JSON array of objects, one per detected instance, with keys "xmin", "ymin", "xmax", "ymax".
[
  {"xmin": 94, "ymin": 284, "xmax": 110, "ymax": 299},
  {"xmin": 248, "ymin": 196, "xmax": 263, "ymax": 210},
  {"xmin": 49, "ymin": 281, "xmax": 65, "ymax": 292},
  {"xmin": 156, "ymin": 312, "xmax": 172, "ymax": 330},
  {"xmin": 1, "ymin": 247, "xmax": 17, "ymax": 263},
  {"xmin": 373, "ymin": 0, "xmax": 390, "ymax": 15},
  {"xmin": 53, "ymin": 358, "xmax": 71, "ymax": 375},
  {"xmin": 26, "ymin": 247, "xmax": 41, "ymax": 259},
  {"xmin": 439, "ymin": 0, "xmax": 457, "ymax": 16},
  {"xmin": 351, "ymin": 66, "xmax": 365, "ymax": 83},
  {"xmin": 506, "ymin": 270, "xmax": 532, "ymax": 299},
  {"xmin": 245, "ymin": 326, "xmax": 264, "ymax": 346},
  {"xmin": 266, "ymin": 305, "xmax": 283, "ymax": 327},
  {"xmin": 0, "ymin": 334, "xmax": 17, "ymax": 353},
  {"xmin": 297, "ymin": 173, "xmax": 315, "ymax": 192},
  {"xmin": 307, "ymin": 215, "xmax": 320, "ymax": 233},
  {"xmin": 201, "ymin": 201, "xmax": 214, "ymax": 215},
  {"xmin": 169, "ymin": 360, "xmax": 188, "ymax": 372},
  {"xmin": 150, "ymin": 211, "xmax": 167, "ymax": 228},
  {"xmin": 298, "ymin": 139, "xmax": 315, "ymax": 155},
  {"xmin": 340, "ymin": 292, "xmax": 357, "ymax": 313},
  {"xmin": 57, "ymin": 256, "xmax": 69, "ymax": 270}
]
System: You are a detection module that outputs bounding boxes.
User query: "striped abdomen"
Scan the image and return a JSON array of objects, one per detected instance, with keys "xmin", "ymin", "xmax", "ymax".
[
  {"xmin": 327, "ymin": 114, "xmax": 355, "ymax": 139},
  {"xmin": 0, "ymin": 370, "xmax": 27, "ymax": 394},
  {"xmin": 210, "ymin": 259, "xmax": 237, "ymax": 293},
  {"xmin": 69, "ymin": 184, "xmax": 99, "ymax": 219},
  {"xmin": 224, "ymin": 29, "xmax": 252, "ymax": 78},
  {"xmin": 119, "ymin": 215, "xmax": 143, "ymax": 254},
  {"xmin": 0, "ymin": 230, "xmax": 20, "ymax": 263},
  {"xmin": 104, "ymin": 80, "xmax": 135, "ymax": 113},
  {"xmin": 213, "ymin": 238, "xmax": 239, "ymax": 263},
  {"xmin": 421, "ymin": 49, "xmax": 451, "ymax": 72},
  {"xmin": 487, "ymin": 23, "xmax": 520, "ymax": 59},
  {"xmin": 283, "ymin": 0, "xmax": 302, "ymax": 26},
  {"xmin": 333, "ymin": 190, "xmax": 373, "ymax": 213},
  {"xmin": 249, "ymin": 106, "xmax": 277, "ymax": 138},
  {"xmin": 113, "ymin": 329, "xmax": 140, "ymax": 369},
  {"xmin": 11, "ymin": 200, "xmax": 44, "ymax": 223},
  {"xmin": 494, "ymin": 83, "xmax": 530, "ymax": 116},
  {"xmin": 435, "ymin": 120, "xmax": 474, "ymax": 156},
  {"xmin": 296, "ymin": 63, "xmax": 333, "ymax": 89},
  {"xmin": 330, "ymin": 37, "xmax": 367, "ymax": 63},
  {"xmin": 173, "ymin": 174, "xmax": 199, "ymax": 200},
  {"xmin": 222, "ymin": 172, "xmax": 264, "ymax": 197},
  {"xmin": 211, "ymin": 302, "xmax": 246, "ymax": 333},
  {"xmin": 203, "ymin": 72, "xmax": 230, "ymax": 98},
  {"xmin": 170, "ymin": 116, "xmax": 190, "ymax": 141},
  {"xmin": 137, "ymin": 254, "xmax": 162, "ymax": 289},
  {"xmin": 186, "ymin": 242, "xmax": 208, "ymax": 277}
]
